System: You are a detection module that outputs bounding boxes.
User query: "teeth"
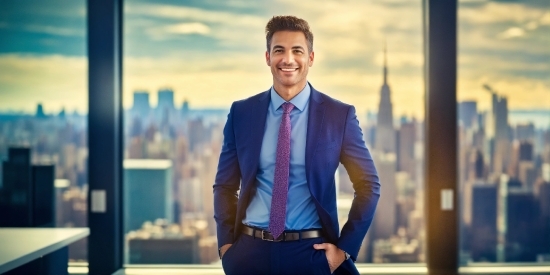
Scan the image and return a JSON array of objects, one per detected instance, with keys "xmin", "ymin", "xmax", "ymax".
[{"xmin": 281, "ymin": 68, "xmax": 296, "ymax": 72}]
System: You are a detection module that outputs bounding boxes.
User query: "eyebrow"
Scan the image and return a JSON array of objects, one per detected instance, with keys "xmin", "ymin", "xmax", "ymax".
[{"xmin": 272, "ymin": 45, "xmax": 305, "ymax": 51}]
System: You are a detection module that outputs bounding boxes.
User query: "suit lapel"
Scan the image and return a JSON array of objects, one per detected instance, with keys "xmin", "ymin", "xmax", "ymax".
[
  {"xmin": 305, "ymin": 86, "xmax": 325, "ymax": 192},
  {"xmin": 243, "ymin": 90, "xmax": 270, "ymax": 187}
]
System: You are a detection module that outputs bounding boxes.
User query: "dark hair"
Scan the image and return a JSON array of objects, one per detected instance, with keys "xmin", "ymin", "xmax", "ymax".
[{"xmin": 265, "ymin": 15, "xmax": 313, "ymax": 53}]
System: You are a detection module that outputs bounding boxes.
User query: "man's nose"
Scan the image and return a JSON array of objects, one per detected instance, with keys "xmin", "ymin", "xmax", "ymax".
[{"xmin": 282, "ymin": 50, "xmax": 294, "ymax": 64}]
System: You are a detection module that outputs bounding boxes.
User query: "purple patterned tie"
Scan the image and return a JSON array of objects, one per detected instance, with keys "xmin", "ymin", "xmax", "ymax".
[{"xmin": 268, "ymin": 102, "xmax": 294, "ymax": 239}]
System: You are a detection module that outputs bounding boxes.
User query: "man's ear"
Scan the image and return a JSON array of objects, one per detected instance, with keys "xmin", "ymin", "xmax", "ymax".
[
  {"xmin": 265, "ymin": 51, "xmax": 271, "ymax": 66},
  {"xmin": 309, "ymin": 51, "xmax": 315, "ymax": 67}
]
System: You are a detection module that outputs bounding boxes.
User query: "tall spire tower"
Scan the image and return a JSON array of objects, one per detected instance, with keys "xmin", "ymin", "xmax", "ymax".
[
  {"xmin": 383, "ymin": 42, "xmax": 388, "ymax": 85},
  {"xmin": 375, "ymin": 43, "xmax": 396, "ymax": 153}
]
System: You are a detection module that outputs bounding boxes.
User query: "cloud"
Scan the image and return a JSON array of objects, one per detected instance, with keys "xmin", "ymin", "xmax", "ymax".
[
  {"xmin": 1, "ymin": 0, "xmax": 547, "ymax": 119},
  {"xmin": 126, "ymin": 4, "xmax": 265, "ymax": 28},
  {"xmin": 145, "ymin": 22, "xmax": 211, "ymax": 40},
  {"xmin": 122, "ymin": 0, "xmax": 426, "ymax": 116},
  {"xmin": 460, "ymin": 53, "xmax": 550, "ymax": 72},
  {"xmin": 540, "ymin": 11, "xmax": 550, "ymax": 25},
  {"xmin": 125, "ymin": 3, "xmax": 266, "ymax": 51},
  {"xmin": 25, "ymin": 25, "xmax": 84, "ymax": 37},
  {"xmin": 460, "ymin": 1, "xmax": 545, "ymax": 24},
  {"xmin": 525, "ymin": 21, "xmax": 538, "ymax": 30},
  {"xmin": 163, "ymin": 22, "xmax": 211, "ymax": 35},
  {"xmin": 0, "ymin": 54, "xmax": 87, "ymax": 113},
  {"xmin": 490, "ymin": 9, "xmax": 550, "ymax": 39},
  {"xmin": 497, "ymin": 27, "xmax": 526, "ymax": 39}
]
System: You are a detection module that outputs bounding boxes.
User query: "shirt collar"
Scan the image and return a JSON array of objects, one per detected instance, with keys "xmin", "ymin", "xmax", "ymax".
[{"xmin": 270, "ymin": 82, "xmax": 311, "ymax": 112}]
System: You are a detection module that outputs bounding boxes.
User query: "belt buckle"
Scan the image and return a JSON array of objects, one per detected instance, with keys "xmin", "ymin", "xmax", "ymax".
[
  {"xmin": 261, "ymin": 230, "xmax": 284, "ymax": 242},
  {"xmin": 261, "ymin": 230, "xmax": 273, "ymax": 241}
]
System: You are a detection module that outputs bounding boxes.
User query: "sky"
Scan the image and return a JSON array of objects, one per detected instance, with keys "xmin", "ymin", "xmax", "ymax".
[{"xmin": 0, "ymin": 0, "xmax": 548, "ymax": 119}]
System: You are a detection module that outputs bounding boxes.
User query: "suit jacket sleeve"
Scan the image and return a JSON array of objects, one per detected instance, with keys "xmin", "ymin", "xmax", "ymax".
[
  {"xmin": 337, "ymin": 105, "xmax": 380, "ymax": 260},
  {"xmin": 213, "ymin": 102, "xmax": 241, "ymax": 248}
]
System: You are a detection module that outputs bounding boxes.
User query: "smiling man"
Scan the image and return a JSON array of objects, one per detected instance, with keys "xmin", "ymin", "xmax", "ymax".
[{"xmin": 213, "ymin": 15, "xmax": 380, "ymax": 275}]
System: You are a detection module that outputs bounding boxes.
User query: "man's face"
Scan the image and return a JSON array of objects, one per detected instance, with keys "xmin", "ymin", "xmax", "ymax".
[{"xmin": 266, "ymin": 30, "xmax": 314, "ymax": 90}]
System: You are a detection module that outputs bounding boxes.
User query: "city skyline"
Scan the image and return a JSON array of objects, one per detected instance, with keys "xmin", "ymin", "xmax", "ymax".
[
  {"xmin": 0, "ymin": 0, "xmax": 548, "ymax": 266},
  {"xmin": 1, "ymin": 51, "xmax": 548, "ymax": 263},
  {"xmin": 0, "ymin": 0, "xmax": 548, "ymax": 117}
]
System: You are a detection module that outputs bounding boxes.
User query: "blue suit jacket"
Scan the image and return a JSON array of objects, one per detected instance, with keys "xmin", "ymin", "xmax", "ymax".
[{"xmin": 214, "ymin": 85, "xmax": 380, "ymax": 272}]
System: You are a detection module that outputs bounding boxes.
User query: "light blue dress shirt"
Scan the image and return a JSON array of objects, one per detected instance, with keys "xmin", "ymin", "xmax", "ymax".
[{"xmin": 242, "ymin": 83, "xmax": 322, "ymax": 230}]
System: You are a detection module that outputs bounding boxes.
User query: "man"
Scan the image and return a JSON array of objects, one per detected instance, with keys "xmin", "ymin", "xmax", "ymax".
[{"xmin": 214, "ymin": 15, "xmax": 380, "ymax": 275}]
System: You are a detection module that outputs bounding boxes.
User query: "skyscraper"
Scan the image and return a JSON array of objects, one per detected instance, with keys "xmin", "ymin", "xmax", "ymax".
[
  {"xmin": 132, "ymin": 91, "xmax": 151, "ymax": 118},
  {"xmin": 0, "ymin": 148, "xmax": 55, "ymax": 227},
  {"xmin": 375, "ymin": 45, "xmax": 395, "ymax": 153},
  {"xmin": 505, "ymin": 187, "xmax": 538, "ymax": 261},
  {"xmin": 123, "ymin": 159, "xmax": 173, "ymax": 233},
  {"xmin": 538, "ymin": 181, "xmax": 550, "ymax": 259},
  {"xmin": 459, "ymin": 101, "xmax": 477, "ymax": 129},
  {"xmin": 157, "ymin": 89, "xmax": 176, "ymax": 125},
  {"xmin": 492, "ymin": 93, "xmax": 509, "ymax": 142},
  {"xmin": 35, "ymin": 103, "xmax": 46, "ymax": 118},
  {"xmin": 372, "ymin": 152, "xmax": 397, "ymax": 240},
  {"xmin": 181, "ymin": 99, "xmax": 190, "ymax": 117},
  {"xmin": 515, "ymin": 123, "xmax": 535, "ymax": 142},
  {"xmin": 471, "ymin": 182, "xmax": 497, "ymax": 262},
  {"xmin": 1, "ymin": 148, "xmax": 32, "ymax": 227},
  {"xmin": 484, "ymin": 85, "xmax": 510, "ymax": 174},
  {"xmin": 398, "ymin": 120, "xmax": 416, "ymax": 176},
  {"xmin": 157, "ymin": 89, "xmax": 175, "ymax": 110}
]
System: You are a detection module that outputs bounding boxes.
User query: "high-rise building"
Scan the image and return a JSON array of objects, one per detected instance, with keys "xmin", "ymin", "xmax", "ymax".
[
  {"xmin": 372, "ymin": 152, "xmax": 397, "ymax": 240},
  {"xmin": 538, "ymin": 181, "xmax": 550, "ymax": 259},
  {"xmin": 459, "ymin": 101, "xmax": 477, "ymax": 129},
  {"xmin": 132, "ymin": 91, "xmax": 151, "ymax": 118},
  {"xmin": 188, "ymin": 118, "xmax": 207, "ymax": 151},
  {"xmin": 487, "ymin": 88, "xmax": 509, "ymax": 142},
  {"xmin": 35, "ymin": 103, "xmax": 46, "ymax": 118},
  {"xmin": 157, "ymin": 89, "xmax": 175, "ymax": 110},
  {"xmin": 374, "ymin": 45, "xmax": 396, "ymax": 154},
  {"xmin": 156, "ymin": 88, "xmax": 175, "ymax": 122},
  {"xmin": 516, "ymin": 123, "xmax": 535, "ymax": 142},
  {"xmin": 398, "ymin": 121, "xmax": 416, "ymax": 176},
  {"xmin": 181, "ymin": 99, "xmax": 190, "ymax": 116},
  {"xmin": 1, "ymin": 148, "xmax": 33, "ymax": 227},
  {"xmin": 124, "ymin": 159, "xmax": 173, "ymax": 233},
  {"xmin": 129, "ymin": 117, "xmax": 143, "ymax": 138},
  {"xmin": 519, "ymin": 141, "xmax": 534, "ymax": 161},
  {"xmin": 483, "ymin": 85, "xmax": 511, "ymax": 175},
  {"xmin": 471, "ymin": 182, "xmax": 497, "ymax": 262},
  {"xmin": 505, "ymin": 187, "xmax": 538, "ymax": 262},
  {"xmin": 518, "ymin": 161, "xmax": 536, "ymax": 188},
  {"xmin": 0, "ymin": 148, "xmax": 55, "ymax": 228},
  {"xmin": 32, "ymin": 165, "xmax": 55, "ymax": 227}
]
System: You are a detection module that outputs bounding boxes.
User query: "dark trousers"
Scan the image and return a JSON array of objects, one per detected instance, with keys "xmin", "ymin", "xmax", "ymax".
[{"xmin": 222, "ymin": 233, "xmax": 332, "ymax": 275}]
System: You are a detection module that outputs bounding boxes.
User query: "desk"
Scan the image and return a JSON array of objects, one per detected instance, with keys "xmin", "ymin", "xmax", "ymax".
[{"xmin": 0, "ymin": 228, "xmax": 89, "ymax": 274}]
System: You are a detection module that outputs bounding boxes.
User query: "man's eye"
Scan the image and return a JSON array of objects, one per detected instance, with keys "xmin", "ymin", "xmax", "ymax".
[{"xmin": 294, "ymin": 50, "xmax": 303, "ymax": 54}]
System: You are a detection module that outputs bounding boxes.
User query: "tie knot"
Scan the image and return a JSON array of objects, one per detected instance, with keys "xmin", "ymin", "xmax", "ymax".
[{"xmin": 282, "ymin": 102, "xmax": 294, "ymax": 114}]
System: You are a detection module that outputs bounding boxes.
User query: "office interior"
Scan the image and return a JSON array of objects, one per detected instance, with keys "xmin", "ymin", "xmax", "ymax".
[{"xmin": 0, "ymin": 0, "xmax": 549, "ymax": 274}]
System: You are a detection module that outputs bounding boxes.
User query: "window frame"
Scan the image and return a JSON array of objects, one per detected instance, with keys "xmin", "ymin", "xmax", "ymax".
[{"xmin": 87, "ymin": 0, "xmax": 548, "ymax": 274}]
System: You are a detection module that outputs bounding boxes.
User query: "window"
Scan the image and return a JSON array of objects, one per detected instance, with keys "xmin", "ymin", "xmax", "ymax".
[
  {"xmin": 458, "ymin": 0, "xmax": 550, "ymax": 264},
  {"xmin": 122, "ymin": 0, "xmax": 425, "ymax": 265},
  {"xmin": 0, "ymin": 0, "xmax": 88, "ymax": 262}
]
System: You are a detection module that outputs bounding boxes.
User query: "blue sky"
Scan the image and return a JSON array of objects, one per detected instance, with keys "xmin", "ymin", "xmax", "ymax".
[{"xmin": 0, "ymin": 0, "xmax": 548, "ymax": 119}]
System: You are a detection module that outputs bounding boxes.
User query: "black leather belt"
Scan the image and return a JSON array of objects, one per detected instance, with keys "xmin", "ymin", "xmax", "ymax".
[{"xmin": 242, "ymin": 225, "xmax": 323, "ymax": 242}]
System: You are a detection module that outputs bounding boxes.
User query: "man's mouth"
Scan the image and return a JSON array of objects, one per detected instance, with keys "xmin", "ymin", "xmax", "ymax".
[{"xmin": 279, "ymin": 68, "xmax": 298, "ymax": 72}]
